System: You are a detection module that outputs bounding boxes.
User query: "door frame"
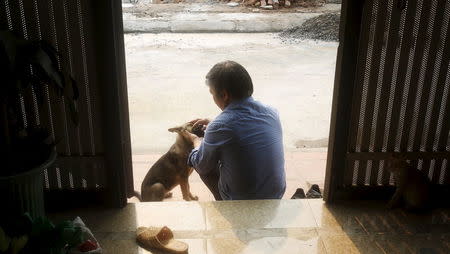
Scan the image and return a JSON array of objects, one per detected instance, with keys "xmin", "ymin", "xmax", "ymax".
[
  {"xmin": 324, "ymin": 0, "xmax": 366, "ymax": 202},
  {"xmin": 92, "ymin": 0, "xmax": 134, "ymax": 208}
]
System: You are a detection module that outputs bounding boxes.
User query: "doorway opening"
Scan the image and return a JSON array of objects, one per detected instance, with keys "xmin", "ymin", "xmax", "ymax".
[{"xmin": 124, "ymin": 0, "xmax": 341, "ymax": 201}]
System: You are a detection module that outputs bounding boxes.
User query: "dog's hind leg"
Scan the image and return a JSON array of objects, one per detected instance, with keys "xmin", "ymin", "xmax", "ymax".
[
  {"xmin": 180, "ymin": 178, "xmax": 198, "ymax": 201},
  {"xmin": 142, "ymin": 183, "xmax": 166, "ymax": 201}
]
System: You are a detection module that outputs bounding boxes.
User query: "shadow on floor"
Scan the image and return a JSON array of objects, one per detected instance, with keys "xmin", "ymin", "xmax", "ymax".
[{"xmin": 320, "ymin": 200, "xmax": 449, "ymax": 253}]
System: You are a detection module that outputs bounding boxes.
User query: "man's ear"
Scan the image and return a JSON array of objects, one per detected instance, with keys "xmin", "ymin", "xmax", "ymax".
[{"xmin": 221, "ymin": 89, "xmax": 231, "ymax": 104}]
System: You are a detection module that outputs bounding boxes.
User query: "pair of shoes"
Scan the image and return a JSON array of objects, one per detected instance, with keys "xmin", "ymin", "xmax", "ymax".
[
  {"xmin": 291, "ymin": 184, "xmax": 322, "ymax": 199},
  {"xmin": 306, "ymin": 184, "xmax": 322, "ymax": 198},
  {"xmin": 291, "ymin": 188, "xmax": 306, "ymax": 199}
]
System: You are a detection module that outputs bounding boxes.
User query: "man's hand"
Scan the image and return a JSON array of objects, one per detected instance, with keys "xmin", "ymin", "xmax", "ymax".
[{"xmin": 189, "ymin": 118, "xmax": 210, "ymax": 131}]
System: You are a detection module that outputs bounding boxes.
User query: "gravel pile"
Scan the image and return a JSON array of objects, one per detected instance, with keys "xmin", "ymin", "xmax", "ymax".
[{"xmin": 279, "ymin": 12, "xmax": 340, "ymax": 42}]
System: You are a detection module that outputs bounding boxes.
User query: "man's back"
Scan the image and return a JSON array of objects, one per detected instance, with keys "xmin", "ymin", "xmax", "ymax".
[{"xmin": 190, "ymin": 97, "xmax": 286, "ymax": 200}]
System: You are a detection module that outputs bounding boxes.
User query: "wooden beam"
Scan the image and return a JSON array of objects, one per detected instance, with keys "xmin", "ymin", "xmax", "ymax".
[
  {"xmin": 347, "ymin": 151, "xmax": 450, "ymax": 161},
  {"xmin": 55, "ymin": 155, "xmax": 105, "ymax": 168}
]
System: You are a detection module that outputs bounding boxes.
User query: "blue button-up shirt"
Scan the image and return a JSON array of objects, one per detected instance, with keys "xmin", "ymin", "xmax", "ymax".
[{"xmin": 188, "ymin": 97, "xmax": 286, "ymax": 200}]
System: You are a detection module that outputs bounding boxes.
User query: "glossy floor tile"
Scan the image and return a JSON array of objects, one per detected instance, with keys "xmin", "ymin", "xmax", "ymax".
[
  {"xmin": 207, "ymin": 236, "xmax": 327, "ymax": 254},
  {"xmin": 97, "ymin": 234, "xmax": 206, "ymax": 254},
  {"xmin": 370, "ymin": 234, "xmax": 449, "ymax": 254},
  {"xmin": 320, "ymin": 234, "xmax": 384, "ymax": 254},
  {"xmin": 203, "ymin": 200, "xmax": 317, "ymax": 230},
  {"xmin": 49, "ymin": 199, "xmax": 450, "ymax": 254},
  {"xmin": 308, "ymin": 199, "xmax": 367, "ymax": 235},
  {"xmin": 133, "ymin": 202, "xmax": 206, "ymax": 231}
]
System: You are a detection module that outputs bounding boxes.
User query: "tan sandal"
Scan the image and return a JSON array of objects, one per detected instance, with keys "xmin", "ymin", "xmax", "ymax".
[{"xmin": 136, "ymin": 226, "xmax": 188, "ymax": 254}]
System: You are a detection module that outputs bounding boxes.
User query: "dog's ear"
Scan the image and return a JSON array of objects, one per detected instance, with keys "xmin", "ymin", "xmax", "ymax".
[
  {"xmin": 183, "ymin": 123, "xmax": 194, "ymax": 133},
  {"xmin": 168, "ymin": 126, "xmax": 183, "ymax": 133},
  {"xmin": 391, "ymin": 152, "xmax": 408, "ymax": 161}
]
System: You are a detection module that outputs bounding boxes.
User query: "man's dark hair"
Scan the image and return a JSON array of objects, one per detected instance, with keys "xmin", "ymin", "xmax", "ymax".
[{"xmin": 206, "ymin": 61, "xmax": 253, "ymax": 99}]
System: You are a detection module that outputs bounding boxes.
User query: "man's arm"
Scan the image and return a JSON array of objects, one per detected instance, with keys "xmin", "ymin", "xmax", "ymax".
[{"xmin": 188, "ymin": 122, "xmax": 233, "ymax": 175}]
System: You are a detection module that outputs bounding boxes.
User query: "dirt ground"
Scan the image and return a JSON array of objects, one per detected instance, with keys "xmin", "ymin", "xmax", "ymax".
[
  {"xmin": 280, "ymin": 12, "xmax": 340, "ymax": 41},
  {"xmin": 125, "ymin": 33, "xmax": 337, "ymax": 153}
]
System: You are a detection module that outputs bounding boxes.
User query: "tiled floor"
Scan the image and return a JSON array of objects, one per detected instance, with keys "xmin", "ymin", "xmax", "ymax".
[
  {"xmin": 49, "ymin": 199, "xmax": 449, "ymax": 254},
  {"xmin": 130, "ymin": 150, "xmax": 327, "ymax": 202}
]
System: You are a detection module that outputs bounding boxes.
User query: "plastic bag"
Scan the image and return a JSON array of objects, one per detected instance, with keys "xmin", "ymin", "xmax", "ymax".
[{"xmin": 68, "ymin": 217, "xmax": 102, "ymax": 254}]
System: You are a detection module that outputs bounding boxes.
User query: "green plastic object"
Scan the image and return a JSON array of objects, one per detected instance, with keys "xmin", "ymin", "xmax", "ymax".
[
  {"xmin": 0, "ymin": 226, "xmax": 11, "ymax": 252},
  {"xmin": 0, "ymin": 150, "xmax": 56, "ymax": 219}
]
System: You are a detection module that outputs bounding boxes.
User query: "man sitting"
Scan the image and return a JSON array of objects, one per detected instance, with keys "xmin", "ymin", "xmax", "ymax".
[{"xmin": 188, "ymin": 60, "xmax": 286, "ymax": 200}]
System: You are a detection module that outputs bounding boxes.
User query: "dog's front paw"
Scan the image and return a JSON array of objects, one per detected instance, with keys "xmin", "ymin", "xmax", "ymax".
[{"xmin": 182, "ymin": 194, "xmax": 198, "ymax": 201}]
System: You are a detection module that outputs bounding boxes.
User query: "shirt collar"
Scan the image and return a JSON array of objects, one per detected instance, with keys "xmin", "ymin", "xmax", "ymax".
[{"xmin": 225, "ymin": 96, "xmax": 254, "ymax": 110}]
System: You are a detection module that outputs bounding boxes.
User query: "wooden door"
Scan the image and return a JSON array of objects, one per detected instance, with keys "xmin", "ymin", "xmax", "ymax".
[{"xmin": 0, "ymin": 0, "xmax": 134, "ymax": 208}]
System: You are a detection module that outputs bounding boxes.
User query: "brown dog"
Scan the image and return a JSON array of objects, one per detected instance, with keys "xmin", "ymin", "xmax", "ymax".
[{"xmin": 140, "ymin": 123, "xmax": 199, "ymax": 202}]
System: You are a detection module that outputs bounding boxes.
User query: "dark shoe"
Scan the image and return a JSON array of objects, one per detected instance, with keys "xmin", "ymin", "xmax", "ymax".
[
  {"xmin": 291, "ymin": 188, "xmax": 306, "ymax": 199},
  {"xmin": 306, "ymin": 184, "xmax": 322, "ymax": 198}
]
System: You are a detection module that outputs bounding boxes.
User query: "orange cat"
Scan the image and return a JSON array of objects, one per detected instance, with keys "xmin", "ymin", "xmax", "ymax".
[{"xmin": 386, "ymin": 154, "xmax": 431, "ymax": 211}]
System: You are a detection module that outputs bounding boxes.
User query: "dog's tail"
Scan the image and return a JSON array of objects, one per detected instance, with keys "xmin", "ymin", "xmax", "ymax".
[{"xmin": 132, "ymin": 190, "xmax": 142, "ymax": 202}]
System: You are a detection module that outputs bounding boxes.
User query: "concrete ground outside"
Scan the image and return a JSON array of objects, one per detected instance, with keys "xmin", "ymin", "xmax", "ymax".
[
  {"xmin": 132, "ymin": 150, "xmax": 327, "ymax": 201},
  {"xmin": 122, "ymin": 2, "xmax": 341, "ymax": 33},
  {"xmin": 125, "ymin": 33, "xmax": 337, "ymax": 201},
  {"xmin": 126, "ymin": 33, "xmax": 337, "ymax": 153}
]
